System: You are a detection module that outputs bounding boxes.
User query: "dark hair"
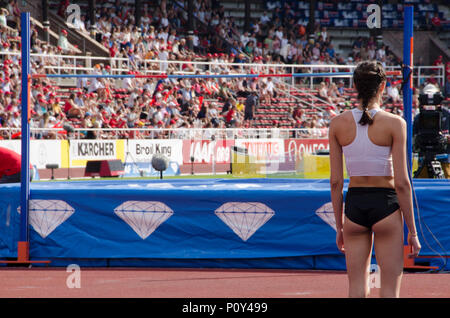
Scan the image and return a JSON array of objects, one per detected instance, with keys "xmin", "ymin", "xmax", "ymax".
[{"xmin": 353, "ymin": 61, "xmax": 386, "ymax": 125}]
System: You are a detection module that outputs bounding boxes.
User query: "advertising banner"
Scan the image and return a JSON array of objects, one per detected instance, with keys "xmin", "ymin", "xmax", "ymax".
[
  {"xmin": 284, "ymin": 139, "xmax": 330, "ymax": 162},
  {"xmin": 0, "ymin": 140, "xmax": 61, "ymax": 169},
  {"xmin": 66, "ymin": 139, "xmax": 124, "ymax": 168},
  {"xmin": 70, "ymin": 139, "xmax": 118, "ymax": 161},
  {"xmin": 183, "ymin": 139, "xmax": 235, "ymax": 164},
  {"xmin": 234, "ymin": 139, "xmax": 285, "ymax": 163},
  {"xmin": 127, "ymin": 139, "xmax": 183, "ymax": 165}
]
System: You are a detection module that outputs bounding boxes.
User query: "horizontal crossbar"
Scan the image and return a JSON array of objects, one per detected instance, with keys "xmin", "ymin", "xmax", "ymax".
[{"xmin": 31, "ymin": 71, "xmax": 401, "ymax": 79}]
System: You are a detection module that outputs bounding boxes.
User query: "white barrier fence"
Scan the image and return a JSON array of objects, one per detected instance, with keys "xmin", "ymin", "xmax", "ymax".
[{"xmin": 0, "ymin": 128, "xmax": 328, "ymax": 140}]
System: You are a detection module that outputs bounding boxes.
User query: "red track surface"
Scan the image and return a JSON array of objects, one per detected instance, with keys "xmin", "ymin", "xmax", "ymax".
[{"xmin": 1, "ymin": 268, "xmax": 449, "ymax": 298}]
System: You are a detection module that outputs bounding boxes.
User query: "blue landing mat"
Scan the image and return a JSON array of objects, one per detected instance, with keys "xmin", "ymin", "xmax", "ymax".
[{"xmin": 0, "ymin": 178, "xmax": 449, "ymax": 269}]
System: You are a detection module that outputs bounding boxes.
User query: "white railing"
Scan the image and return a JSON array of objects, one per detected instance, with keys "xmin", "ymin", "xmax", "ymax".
[
  {"xmin": 0, "ymin": 51, "xmax": 445, "ymax": 88},
  {"xmin": 0, "ymin": 127, "xmax": 329, "ymax": 140}
]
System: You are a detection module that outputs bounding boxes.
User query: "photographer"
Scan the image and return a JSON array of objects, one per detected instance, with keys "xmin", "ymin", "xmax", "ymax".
[{"xmin": 412, "ymin": 84, "xmax": 450, "ymax": 178}]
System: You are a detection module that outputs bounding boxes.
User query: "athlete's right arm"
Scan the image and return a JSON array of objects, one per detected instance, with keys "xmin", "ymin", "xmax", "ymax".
[
  {"xmin": 329, "ymin": 117, "xmax": 344, "ymax": 253},
  {"xmin": 391, "ymin": 116, "xmax": 421, "ymax": 257}
]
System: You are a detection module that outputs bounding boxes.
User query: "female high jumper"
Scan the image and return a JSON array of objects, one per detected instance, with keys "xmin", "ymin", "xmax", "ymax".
[{"xmin": 328, "ymin": 60, "xmax": 421, "ymax": 297}]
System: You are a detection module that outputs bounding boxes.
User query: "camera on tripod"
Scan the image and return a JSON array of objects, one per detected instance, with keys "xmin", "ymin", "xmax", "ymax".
[{"xmin": 413, "ymin": 84, "xmax": 447, "ymax": 178}]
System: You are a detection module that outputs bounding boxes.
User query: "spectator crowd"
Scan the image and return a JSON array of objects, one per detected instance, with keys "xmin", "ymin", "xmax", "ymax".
[{"xmin": 0, "ymin": 0, "xmax": 448, "ymax": 140}]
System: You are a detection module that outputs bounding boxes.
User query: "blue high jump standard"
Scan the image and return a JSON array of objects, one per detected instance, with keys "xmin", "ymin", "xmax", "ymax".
[{"xmin": 0, "ymin": 12, "xmax": 50, "ymax": 265}]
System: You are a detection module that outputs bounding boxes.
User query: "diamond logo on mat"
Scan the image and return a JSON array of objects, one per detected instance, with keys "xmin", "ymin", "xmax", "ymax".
[
  {"xmin": 214, "ymin": 202, "xmax": 275, "ymax": 241},
  {"xmin": 315, "ymin": 202, "xmax": 342, "ymax": 231},
  {"xmin": 114, "ymin": 201, "xmax": 174, "ymax": 240},
  {"xmin": 17, "ymin": 200, "xmax": 75, "ymax": 238}
]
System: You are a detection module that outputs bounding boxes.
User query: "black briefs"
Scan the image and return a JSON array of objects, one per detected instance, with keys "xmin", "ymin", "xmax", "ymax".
[{"xmin": 344, "ymin": 187, "xmax": 400, "ymax": 229}]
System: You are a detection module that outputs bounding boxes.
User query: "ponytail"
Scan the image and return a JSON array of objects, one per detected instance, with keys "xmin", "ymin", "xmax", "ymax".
[
  {"xmin": 359, "ymin": 96, "xmax": 374, "ymax": 126},
  {"xmin": 353, "ymin": 61, "xmax": 386, "ymax": 126}
]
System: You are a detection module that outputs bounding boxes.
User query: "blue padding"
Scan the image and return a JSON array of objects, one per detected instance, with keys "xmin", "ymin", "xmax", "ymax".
[{"xmin": 0, "ymin": 179, "xmax": 449, "ymax": 269}]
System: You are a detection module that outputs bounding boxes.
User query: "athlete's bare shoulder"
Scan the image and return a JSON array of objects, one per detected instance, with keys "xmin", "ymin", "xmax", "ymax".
[
  {"xmin": 379, "ymin": 110, "xmax": 406, "ymax": 126},
  {"xmin": 330, "ymin": 110, "xmax": 353, "ymax": 128},
  {"xmin": 377, "ymin": 110, "xmax": 406, "ymax": 136}
]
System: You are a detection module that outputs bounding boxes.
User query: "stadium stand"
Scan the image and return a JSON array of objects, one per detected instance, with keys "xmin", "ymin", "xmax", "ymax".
[{"xmin": 0, "ymin": 0, "xmax": 448, "ymax": 140}]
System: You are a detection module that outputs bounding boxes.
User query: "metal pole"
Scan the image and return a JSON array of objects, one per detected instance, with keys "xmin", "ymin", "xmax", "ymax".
[
  {"xmin": 187, "ymin": 0, "xmax": 194, "ymax": 51},
  {"xmin": 135, "ymin": 0, "xmax": 141, "ymax": 28},
  {"xmin": 244, "ymin": 0, "xmax": 250, "ymax": 32},
  {"xmin": 19, "ymin": 12, "xmax": 31, "ymax": 261},
  {"xmin": 307, "ymin": 0, "xmax": 316, "ymax": 42},
  {"xmin": 374, "ymin": 0, "xmax": 383, "ymax": 47},
  {"xmin": 403, "ymin": 6, "xmax": 414, "ymax": 172},
  {"xmin": 88, "ymin": 0, "xmax": 96, "ymax": 39},
  {"xmin": 42, "ymin": 0, "xmax": 50, "ymax": 43}
]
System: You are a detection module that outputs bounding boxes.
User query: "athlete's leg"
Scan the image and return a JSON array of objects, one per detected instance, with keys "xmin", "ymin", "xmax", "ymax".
[
  {"xmin": 372, "ymin": 209, "xmax": 404, "ymax": 298},
  {"xmin": 343, "ymin": 216, "xmax": 374, "ymax": 298}
]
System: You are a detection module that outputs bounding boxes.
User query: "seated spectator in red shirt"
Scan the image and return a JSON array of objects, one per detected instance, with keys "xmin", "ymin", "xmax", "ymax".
[
  {"xmin": 0, "ymin": 147, "xmax": 33, "ymax": 183},
  {"xmin": 293, "ymin": 106, "xmax": 304, "ymax": 126},
  {"xmin": 225, "ymin": 105, "xmax": 237, "ymax": 127},
  {"xmin": 431, "ymin": 55, "xmax": 444, "ymax": 77},
  {"xmin": 113, "ymin": 110, "xmax": 127, "ymax": 129},
  {"xmin": 431, "ymin": 13, "xmax": 441, "ymax": 31},
  {"xmin": 64, "ymin": 93, "xmax": 85, "ymax": 118},
  {"xmin": 433, "ymin": 55, "xmax": 443, "ymax": 68}
]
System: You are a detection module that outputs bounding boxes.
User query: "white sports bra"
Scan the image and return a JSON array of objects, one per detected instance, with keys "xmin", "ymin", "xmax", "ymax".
[{"xmin": 342, "ymin": 108, "xmax": 393, "ymax": 177}]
